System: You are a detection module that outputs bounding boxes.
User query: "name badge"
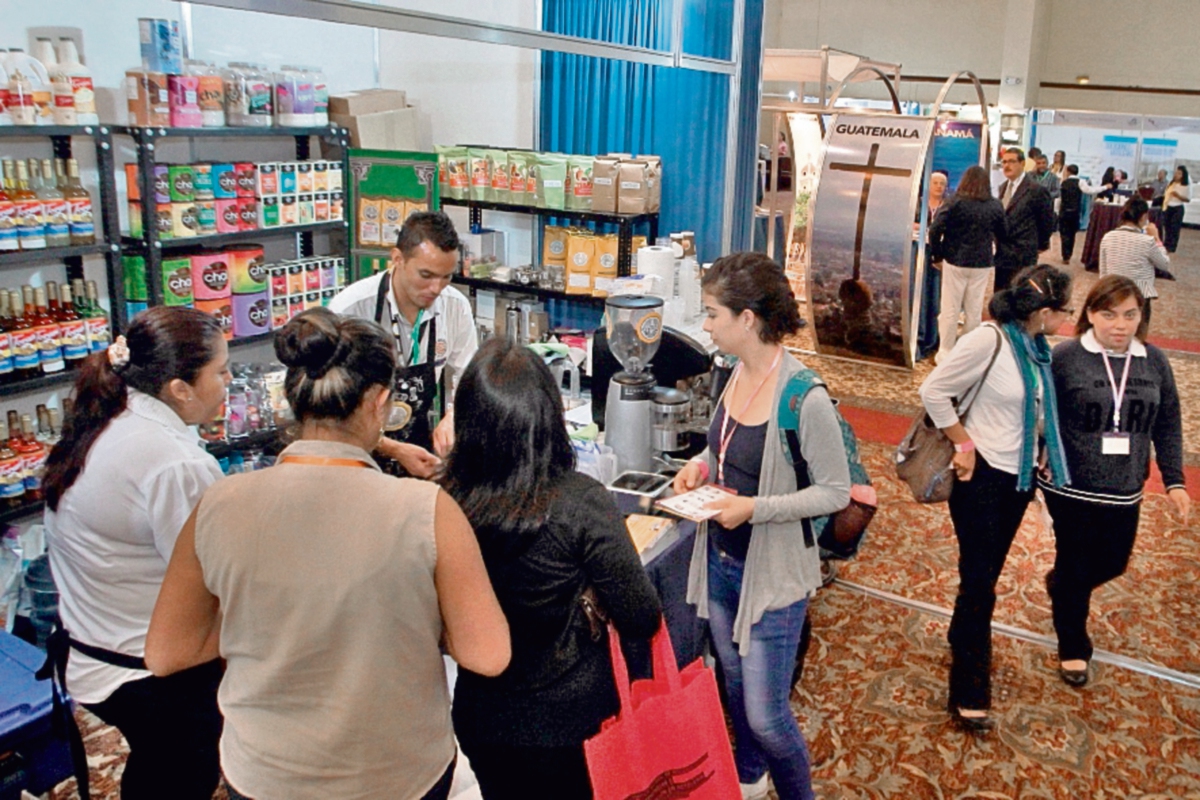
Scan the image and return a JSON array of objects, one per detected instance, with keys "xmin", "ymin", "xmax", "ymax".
[{"xmin": 1102, "ymin": 432, "xmax": 1131, "ymax": 456}]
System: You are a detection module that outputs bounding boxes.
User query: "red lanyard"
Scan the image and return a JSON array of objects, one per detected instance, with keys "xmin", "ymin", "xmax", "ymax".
[
  {"xmin": 278, "ymin": 455, "xmax": 370, "ymax": 469},
  {"xmin": 717, "ymin": 348, "xmax": 782, "ymax": 486}
]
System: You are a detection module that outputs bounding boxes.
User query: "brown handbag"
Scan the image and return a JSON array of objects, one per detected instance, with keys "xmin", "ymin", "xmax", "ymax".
[{"xmin": 895, "ymin": 326, "xmax": 1002, "ymax": 503}]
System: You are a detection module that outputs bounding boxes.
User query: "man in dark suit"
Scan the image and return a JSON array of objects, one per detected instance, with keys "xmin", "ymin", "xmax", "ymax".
[{"xmin": 994, "ymin": 147, "xmax": 1054, "ymax": 290}]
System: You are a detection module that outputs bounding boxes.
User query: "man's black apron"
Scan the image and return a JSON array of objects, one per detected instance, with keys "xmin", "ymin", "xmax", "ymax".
[{"xmin": 374, "ymin": 274, "xmax": 438, "ymax": 457}]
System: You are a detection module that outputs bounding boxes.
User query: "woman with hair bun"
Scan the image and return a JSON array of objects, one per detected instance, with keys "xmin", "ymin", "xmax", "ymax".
[
  {"xmin": 44, "ymin": 306, "xmax": 230, "ymax": 799},
  {"xmin": 919, "ymin": 264, "xmax": 1074, "ymax": 732},
  {"xmin": 673, "ymin": 252, "xmax": 850, "ymax": 800},
  {"xmin": 146, "ymin": 308, "xmax": 510, "ymax": 800}
]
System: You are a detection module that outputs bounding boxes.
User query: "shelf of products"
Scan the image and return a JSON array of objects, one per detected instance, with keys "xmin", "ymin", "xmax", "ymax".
[
  {"xmin": 0, "ymin": 370, "xmax": 77, "ymax": 401},
  {"xmin": 440, "ymin": 197, "xmax": 657, "ymax": 278},
  {"xmin": 0, "ymin": 244, "xmax": 115, "ymax": 269},
  {"xmin": 228, "ymin": 331, "xmax": 276, "ymax": 349},
  {"xmin": 0, "ymin": 496, "xmax": 48, "ymax": 527},
  {"xmin": 114, "ymin": 125, "xmax": 352, "ymax": 332},
  {"xmin": 451, "ymin": 274, "xmax": 607, "ymax": 307}
]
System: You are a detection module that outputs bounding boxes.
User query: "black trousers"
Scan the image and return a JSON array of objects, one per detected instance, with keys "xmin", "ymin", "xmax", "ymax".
[
  {"xmin": 85, "ymin": 659, "xmax": 224, "ymax": 800},
  {"xmin": 1060, "ymin": 210, "xmax": 1081, "ymax": 260},
  {"xmin": 1043, "ymin": 491, "xmax": 1141, "ymax": 662},
  {"xmin": 946, "ymin": 456, "xmax": 1033, "ymax": 710},
  {"xmin": 226, "ymin": 758, "xmax": 455, "ymax": 800},
  {"xmin": 461, "ymin": 739, "xmax": 593, "ymax": 800},
  {"xmin": 1163, "ymin": 204, "xmax": 1185, "ymax": 253}
]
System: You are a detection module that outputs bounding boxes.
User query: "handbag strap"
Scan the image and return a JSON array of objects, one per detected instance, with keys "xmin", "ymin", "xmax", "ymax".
[{"xmin": 954, "ymin": 324, "xmax": 1004, "ymax": 424}]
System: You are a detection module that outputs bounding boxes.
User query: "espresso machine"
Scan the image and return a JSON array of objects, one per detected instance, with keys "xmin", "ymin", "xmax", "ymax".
[{"xmin": 603, "ymin": 295, "xmax": 663, "ymax": 473}]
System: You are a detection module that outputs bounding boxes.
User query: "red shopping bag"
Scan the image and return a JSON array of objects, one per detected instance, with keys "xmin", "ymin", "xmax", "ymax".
[{"xmin": 585, "ymin": 621, "xmax": 740, "ymax": 800}]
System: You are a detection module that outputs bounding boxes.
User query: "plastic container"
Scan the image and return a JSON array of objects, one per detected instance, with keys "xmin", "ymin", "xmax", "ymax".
[
  {"xmin": 274, "ymin": 66, "xmax": 315, "ymax": 128},
  {"xmin": 242, "ymin": 63, "xmax": 273, "ymax": 128},
  {"xmin": 187, "ymin": 60, "xmax": 225, "ymax": 127},
  {"xmin": 168, "ymin": 74, "xmax": 202, "ymax": 128},
  {"xmin": 308, "ymin": 65, "xmax": 328, "ymax": 126},
  {"xmin": 51, "ymin": 39, "xmax": 96, "ymax": 126},
  {"xmin": 5, "ymin": 50, "xmax": 52, "ymax": 126},
  {"xmin": 0, "ymin": 55, "xmax": 11, "ymax": 125},
  {"xmin": 223, "ymin": 63, "xmax": 249, "ymax": 126}
]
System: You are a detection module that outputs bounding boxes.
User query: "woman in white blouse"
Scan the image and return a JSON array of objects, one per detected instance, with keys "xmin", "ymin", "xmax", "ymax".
[
  {"xmin": 43, "ymin": 307, "xmax": 230, "ymax": 800},
  {"xmin": 1099, "ymin": 196, "xmax": 1170, "ymax": 331}
]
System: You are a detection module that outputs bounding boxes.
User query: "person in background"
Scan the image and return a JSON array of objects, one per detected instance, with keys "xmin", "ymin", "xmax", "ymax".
[
  {"xmin": 918, "ymin": 264, "xmax": 1074, "ymax": 732},
  {"xmin": 1099, "ymin": 196, "xmax": 1169, "ymax": 330},
  {"xmin": 1041, "ymin": 276, "xmax": 1188, "ymax": 688},
  {"xmin": 914, "ymin": 169, "xmax": 951, "ymax": 359},
  {"xmin": 1097, "ymin": 167, "xmax": 1120, "ymax": 202},
  {"xmin": 1162, "ymin": 166, "xmax": 1191, "ymax": 253},
  {"xmin": 443, "ymin": 338, "xmax": 662, "ymax": 800},
  {"xmin": 1145, "ymin": 169, "xmax": 1169, "ymax": 203},
  {"xmin": 674, "ymin": 252, "xmax": 850, "ymax": 800},
  {"xmin": 1050, "ymin": 150, "xmax": 1067, "ymax": 179},
  {"xmin": 1032, "ymin": 152, "xmax": 1061, "ymax": 201},
  {"xmin": 145, "ymin": 308, "xmax": 510, "ymax": 800},
  {"xmin": 1025, "ymin": 146, "xmax": 1042, "ymax": 173},
  {"xmin": 995, "ymin": 148, "xmax": 1055, "ymax": 291},
  {"xmin": 43, "ymin": 307, "xmax": 230, "ymax": 800},
  {"xmin": 1059, "ymin": 165, "xmax": 1112, "ymax": 264},
  {"xmin": 330, "ymin": 211, "xmax": 478, "ymax": 477},
  {"xmin": 929, "ymin": 165, "xmax": 1007, "ymax": 363}
]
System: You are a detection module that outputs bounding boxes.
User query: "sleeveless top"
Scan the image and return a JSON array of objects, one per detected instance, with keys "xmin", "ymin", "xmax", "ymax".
[{"xmin": 194, "ymin": 439, "xmax": 451, "ymax": 799}]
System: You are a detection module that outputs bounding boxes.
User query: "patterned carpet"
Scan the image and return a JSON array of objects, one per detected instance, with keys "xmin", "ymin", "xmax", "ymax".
[{"xmin": 798, "ymin": 585, "xmax": 1200, "ymax": 799}]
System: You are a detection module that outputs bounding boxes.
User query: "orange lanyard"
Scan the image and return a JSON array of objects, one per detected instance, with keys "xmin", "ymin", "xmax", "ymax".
[
  {"xmin": 278, "ymin": 455, "xmax": 370, "ymax": 469},
  {"xmin": 716, "ymin": 348, "xmax": 782, "ymax": 486}
]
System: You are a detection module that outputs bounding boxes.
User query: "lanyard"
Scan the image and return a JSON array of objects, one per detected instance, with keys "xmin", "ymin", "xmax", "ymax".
[
  {"xmin": 716, "ymin": 348, "xmax": 782, "ymax": 486},
  {"xmin": 279, "ymin": 455, "xmax": 370, "ymax": 469},
  {"xmin": 1100, "ymin": 350, "xmax": 1133, "ymax": 431},
  {"xmin": 405, "ymin": 308, "xmax": 425, "ymax": 367}
]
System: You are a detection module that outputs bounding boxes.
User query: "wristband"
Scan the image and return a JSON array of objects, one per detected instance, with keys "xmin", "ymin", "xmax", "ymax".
[
  {"xmin": 953, "ymin": 440, "xmax": 975, "ymax": 453},
  {"xmin": 691, "ymin": 459, "xmax": 710, "ymax": 482}
]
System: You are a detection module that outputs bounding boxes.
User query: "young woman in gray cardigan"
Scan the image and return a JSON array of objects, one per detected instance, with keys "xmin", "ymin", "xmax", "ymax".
[{"xmin": 673, "ymin": 253, "xmax": 850, "ymax": 800}]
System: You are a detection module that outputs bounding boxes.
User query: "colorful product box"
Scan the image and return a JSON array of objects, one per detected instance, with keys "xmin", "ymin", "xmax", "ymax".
[
  {"xmin": 256, "ymin": 163, "xmax": 279, "ymax": 197},
  {"xmin": 232, "ymin": 292, "xmax": 270, "ymax": 337},
  {"xmin": 162, "ymin": 256, "xmax": 195, "ymax": 307},
  {"xmin": 212, "ymin": 163, "xmax": 238, "ymax": 199}
]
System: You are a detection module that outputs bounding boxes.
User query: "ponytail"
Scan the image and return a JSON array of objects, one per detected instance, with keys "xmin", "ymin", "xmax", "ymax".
[{"xmin": 43, "ymin": 307, "xmax": 223, "ymax": 511}]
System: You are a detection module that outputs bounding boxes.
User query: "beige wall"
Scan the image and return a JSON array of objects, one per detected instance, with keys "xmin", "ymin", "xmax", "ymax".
[{"xmin": 764, "ymin": 0, "xmax": 1200, "ymax": 116}]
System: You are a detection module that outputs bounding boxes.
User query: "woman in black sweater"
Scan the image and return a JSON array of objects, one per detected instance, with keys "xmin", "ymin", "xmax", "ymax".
[
  {"xmin": 442, "ymin": 338, "xmax": 662, "ymax": 800},
  {"xmin": 929, "ymin": 165, "xmax": 1008, "ymax": 363},
  {"xmin": 1040, "ymin": 275, "xmax": 1189, "ymax": 687}
]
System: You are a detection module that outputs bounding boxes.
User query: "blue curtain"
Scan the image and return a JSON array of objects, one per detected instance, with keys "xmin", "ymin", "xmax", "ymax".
[
  {"xmin": 541, "ymin": 0, "xmax": 733, "ymax": 262},
  {"xmin": 730, "ymin": 0, "xmax": 764, "ymax": 251}
]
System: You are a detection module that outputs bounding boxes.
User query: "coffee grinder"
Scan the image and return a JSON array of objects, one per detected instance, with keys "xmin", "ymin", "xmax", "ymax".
[{"xmin": 603, "ymin": 295, "xmax": 663, "ymax": 474}]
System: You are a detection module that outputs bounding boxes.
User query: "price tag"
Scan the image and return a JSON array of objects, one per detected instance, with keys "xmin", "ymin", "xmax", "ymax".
[{"xmin": 1102, "ymin": 432, "xmax": 1131, "ymax": 456}]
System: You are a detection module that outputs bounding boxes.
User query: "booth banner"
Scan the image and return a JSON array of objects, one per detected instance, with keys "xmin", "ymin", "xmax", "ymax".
[
  {"xmin": 783, "ymin": 112, "xmax": 825, "ymax": 295},
  {"xmin": 931, "ymin": 120, "xmax": 983, "ymax": 192},
  {"xmin": 807, "ymin": 114, "xmax": 935, "ymax": 367}
]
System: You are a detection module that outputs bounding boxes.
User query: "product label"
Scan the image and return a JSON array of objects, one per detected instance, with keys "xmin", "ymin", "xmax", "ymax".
[
  {"xmin": 246, "ymin": 81, "xmax": 272, "ymax": 116},
  {"xmin": 11, "ymin": 329, "xmax": 38, "ymax": 370},
  {"xmin": 35, "ymin": 322, "xmax": 63, "ymax": 368},
  {"xmin": 165, "ymin": 265, "xmax": 194, "ymax": 304},
  {"xmin": 23, "ymin": 449, "xmax": 46, "ymax": 492},
  {"xmin": 621, "ymin": 181, "xmax": 642, "ymax": 190},
  {"xmin": 42, "ymin": 198, "xmax": 71, "ymax": 239},
  {"xmin": 87, "ymin": 316, "xmax": 111, "ymax": 352},
  {"xmin": 247, "ymin": 299, "xmax": 270, "ymax": 330},
  {"xmin": 0, "ymin": 457, "xmax": 24, "ymax": 498},
  {"xmin": 543, "ymin": 179, "xmax": 564, "ymax": 189},
  {"xmin": 59, "ymin": 319, "xmax": 88, "ymax": 361},
  {"xmin": 0, "ymin": 331, "xmax": 12, "ymax": 373},
  {"xmin": 202, "ymin": 260, "xmax": 229, "ymax": 293},
  {"xmin": 197, "ymin": 76, "xmax": 223, "ymax": 111},
  {"xmin": 72, "ymin": 75, "xmax": 97, "ymax": 114},
  {"xmin": 0, "ymin": 201, "xmax": 18, "ymax": 251},
  {"xmin": 68, "ymin": 197, "xmax": 95, "ymax": 234}
]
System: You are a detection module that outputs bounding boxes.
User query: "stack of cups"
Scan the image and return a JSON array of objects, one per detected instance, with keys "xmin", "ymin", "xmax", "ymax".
[
  {"xmin": 229, "ymin": 244, "xmax": 269, "ymax": 338},
  {"xmin": 192, "ymin": 250, "xmax": 232, "ymax": 339}
]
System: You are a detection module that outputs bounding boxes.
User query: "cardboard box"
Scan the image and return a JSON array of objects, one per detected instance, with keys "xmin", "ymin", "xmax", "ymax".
[
  {"xmin": 332, "ymin": 107, "xmax": 420, "ymax": 150},
  {"xmin": 328, "ymin": 89, "xmax": 408, "ymax": 117}
]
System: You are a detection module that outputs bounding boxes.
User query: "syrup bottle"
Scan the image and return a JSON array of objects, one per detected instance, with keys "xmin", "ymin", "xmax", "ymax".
[
  {"xmin": 0, "ymin": 419, "xmax": 27, "ymax": 507},
  {"xmin": 18, "ymin": 413, "xmax": 46, "ymax": 500},
  {"xmin": 57, "ymin": 282, "xmax": 88, "ymax": 368},
  {"xmin": 9, "ymin": 289, "xmax": 39, "ymax": 381},
  {"xmin": 31, "ymin": 286, "xmax": 64, "ymax": 374},
  {"xmin": 63, "ymin": 158, "xmax": 95, "ymax": 246},
  {"xmin": 0, "ymin": 291, "xmax": 14, "ymax": 384}
]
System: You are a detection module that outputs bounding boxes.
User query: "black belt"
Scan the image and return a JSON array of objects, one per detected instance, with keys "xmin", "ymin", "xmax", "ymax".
[{"xmin": 67, "ymin": 636, "xmax": 148, "ymax": 671}]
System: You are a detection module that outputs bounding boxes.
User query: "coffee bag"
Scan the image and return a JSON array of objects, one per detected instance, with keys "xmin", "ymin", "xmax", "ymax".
[
  {"xmin": 534, "ymin": 153, "xmax": 569, "ymax": 210},
  {"xmin": 618, "ymin": 160, "xmax": 650, "ymax": 215},
  {"xmin": 508, "ymin": 151, "xmax": 535, "ymax": 206},
  {"xmin": 565, "ymin": 231, "xmax": 595, "ymax": 295},
  {"xmin": 487, "ymin": 149, "xmax": 510, "ymax": 204},
  {"xmin": 468, "ymin": 148, "xmax": 491, "ymax": 202},
  {"xmin": 592, "ymin": 234, "xmax": 619, "ymax": 297},
  {"xmin": 543, "ymin": 224, "xmax": 569, "ymax": 266},
  {"xmin": 592, "ymin": 156, "xmax": 621, "ymax": 213},
  {"xmin": 567, "ymin": 155, "xmax": 594, "ymax": 211}
]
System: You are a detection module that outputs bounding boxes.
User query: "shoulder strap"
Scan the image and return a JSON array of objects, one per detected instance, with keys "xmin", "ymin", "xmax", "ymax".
[
  {"xmin": 956, "ymin": 324, "xmax": 1004, "ymax": 422},
  {"xmin": 777, "ymin": 369, "xmax": 824, "ymax": 549}
]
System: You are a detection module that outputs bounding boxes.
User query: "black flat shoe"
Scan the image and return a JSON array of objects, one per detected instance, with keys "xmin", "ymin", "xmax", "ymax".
[
  {"xmin": 1059, "ymin": 664, "xmax": 1089, "ymax": 687},
  {"xmin": 951, "ymin": 709, "xmax": 994, "ymax": 733}
]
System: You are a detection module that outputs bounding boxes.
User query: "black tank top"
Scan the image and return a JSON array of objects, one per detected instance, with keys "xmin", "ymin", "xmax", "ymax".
[{"xmin": 706, "ymin": 403, "xmax": 768, "ymax": 561}]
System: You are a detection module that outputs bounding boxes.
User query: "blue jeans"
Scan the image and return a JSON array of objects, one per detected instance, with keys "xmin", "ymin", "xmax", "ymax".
[{"xmin": 707, "ymin": 540, "xmax": 814, "ymax": 800}]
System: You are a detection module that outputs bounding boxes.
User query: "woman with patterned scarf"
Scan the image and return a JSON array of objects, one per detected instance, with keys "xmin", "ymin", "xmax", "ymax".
[{"xmin": 919, "ymin": 264, "xmax": 1074, "ymax": 733}]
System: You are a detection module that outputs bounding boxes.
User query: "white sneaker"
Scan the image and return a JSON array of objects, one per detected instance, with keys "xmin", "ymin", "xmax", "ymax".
[{"xmin": 741, "ymin": 774, "xmax": 769, "ymax": 800}]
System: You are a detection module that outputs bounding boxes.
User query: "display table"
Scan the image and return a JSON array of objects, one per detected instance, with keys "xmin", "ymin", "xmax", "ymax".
[{"xmin": 1081, "ymin": 203, "xmax": 1164, "ymax": 272}]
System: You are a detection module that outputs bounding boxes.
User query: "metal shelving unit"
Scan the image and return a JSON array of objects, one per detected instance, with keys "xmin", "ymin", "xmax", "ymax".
[
  {"xmin": 0, "ymin": 125, "xmax": 121, "ymax": 399},
  {"xmin": 440, "ymin": 197, "xmax": 658, "ymax": 277},
  {"xmin": 451, "ymin": 274, "xmax": 607, "ymax": 307},
  {"xmin": 114, "ymin": 125, "xmax": 352, "ymax": 330}
]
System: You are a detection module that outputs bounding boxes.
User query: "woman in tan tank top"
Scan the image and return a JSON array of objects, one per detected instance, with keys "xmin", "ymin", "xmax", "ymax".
[{"xmin": 146, "ymin": 308, "xmax": 510, "ymax": 800}]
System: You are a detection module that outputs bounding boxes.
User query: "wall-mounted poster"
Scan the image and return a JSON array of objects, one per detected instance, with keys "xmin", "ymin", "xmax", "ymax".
[{"xmin": 806, "ymin": 114, "xmax": 935, "ymax": 367}]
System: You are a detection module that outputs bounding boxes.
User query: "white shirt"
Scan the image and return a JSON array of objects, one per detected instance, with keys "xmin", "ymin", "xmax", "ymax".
[
  {"xmin": 919, "ymin": 324, "xmax": 1041, "ymax": 475},
  {"xmin": 44, "ymin": 391, "xmax": 224, "ymax": 703},
  {"xmin": 1099, "ymin": 225, "xmax": 1169, "ymax": 298},
  {"xmin": 1001, "ymin": 172, "xmax": 1026, "ymax": 208},
  {"xmin": 329, "ymin": 271, "xmax": 478, "ymax": 399},
  {"xmin": 1165, "ymin": 181, "xmax": 1192, "ymax": 208}
]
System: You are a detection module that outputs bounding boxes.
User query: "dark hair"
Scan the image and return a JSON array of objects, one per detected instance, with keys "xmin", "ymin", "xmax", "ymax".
[
  {"xmin": 274, "ymin": 308, "xmax": 396, "ymax": 422},
  {"xmin": 1101, "ymin": 167, "xmax": 1116, "ymax": 186},
  {"xmin": 1028, "ymin": 147, "xmax": 1043, "ymax": 158},
  {"xmin": 396, "ymin": 210, "xmax": 460, "ymax": 256},
  {"xmin": 1053, "ymin": 150, "xmax": 1066, "ymax": 164},
  {"xmin": 987, "ymin": 264, "xmax": 1072, "ymax": 323},
  {"xmin": 1003, "ymin": 147, "xmax": 1025, "ymax": 162},
  {"xmin": 1175, "ymin": 165, "xmax": 1190, "ymax": 186},
  {"xmin": 701, "ymin": 251, "xmax": 802, "ymax": 343},
  {"xmin": 441, "ymin": 339, "xmax": 575, "ymax": 538},
  {"xmin": 44, "ymin": 307, "xmax": 224, "ymax": 511},
  {"xmin": 1120, "ymin": 196, "xmax": 1150, "ymax": 224},
  {"xmin": 1075, "ymin": 274, "xmax": 1149, "ymax": 341},
  {"xmin": 955, "ymin": 165, "xmax": 993, "ymax": 201},
  {"xmin": 1066, "ymin": 164, "xmax": 1079, "ymax": 176}
]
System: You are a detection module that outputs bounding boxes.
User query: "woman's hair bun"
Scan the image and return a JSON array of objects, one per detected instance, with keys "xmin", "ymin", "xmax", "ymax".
[{"xmin": 274, "ymin": 308, "xmax": 347, "ymax": 380}]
